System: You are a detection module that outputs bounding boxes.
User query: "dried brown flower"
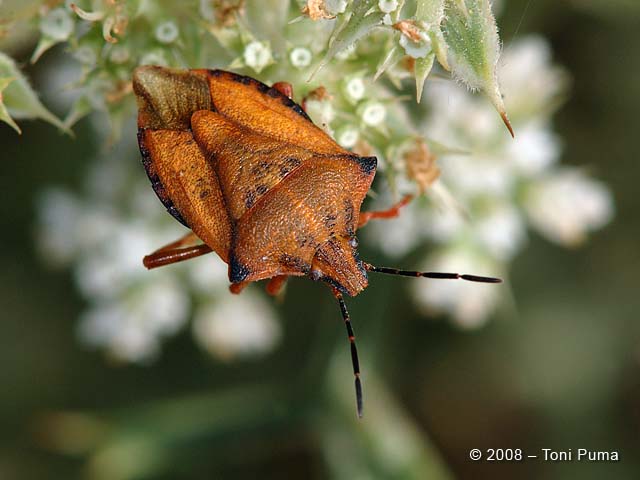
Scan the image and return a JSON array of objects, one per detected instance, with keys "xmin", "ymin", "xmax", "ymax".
[{"xmin": 404, "ymin": 139, "xmax": 440, "ymax": 193}]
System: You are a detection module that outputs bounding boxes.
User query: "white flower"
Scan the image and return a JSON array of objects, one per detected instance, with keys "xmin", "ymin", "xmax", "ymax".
[
  {"xmin": 507, "ymin": 122, "xmax": 560, "ymax": 177},
  {"xmin": 474, "ymin": 204, "xmax": 527, "ymax": 260},
  {"xmin": 199, "ymin": 0, "xmax": 215, "ymax": 22},
  {"xmin": 411, "ymin": 249, "xmax": 502, "ymax": 328},
  {"xmin": 378, "ymin": 0, "xmax": 398, "ymax": 14},
  {"xmin": 399, "ymin": 30, "xmax": 431, "ymax": 59},
  {"xmin": 421, "ymin": 203, "xmax": 465, "ymax": 243},
  {"xmin": 524, "ymin": 169, "xmax": 613, "ymax": 246},
  {"xmin": 155, "ymin": 21, "xmax": 179, "ymax": 44},
  {"xmin": 325, "ymin": 0, "xmax": 348, "ymax": 15},
  {"xmin": 365, "ymin": 199, "xmax": 426, "ymax": 257},
  {"xmin": 78, "ymin": 276, "xmax": 190, "ymax": 363},
  {"xmin": 499, "ymin": 35, "xmax": 568, "ymax": 117},
  {"xmin": 40, "ymin": 8, "xmax": 74, "ymax": 41},
  {"xmin": 305, "ymin": 98, "xmax": 335, "ymax": 132},
  {"xmin": 440, "ymin": 154, "xmax": 513, "ymax": 199},
  {"xmin": 343, "ymin": 76, "xmax": 365, "ymax": 103},
  {"xmin": 290, "ymin": 47, "xmax": 312, "ymax": 68},
  {"xmin": 78, "ymin": 304, "xmax": 160, "ymax": 362},
  {"xmin": 335, "ymin": 125, "xmax": 359, "ymax": 148},
  {"xmin": 73, "ymin": 46, "xmax": 97, "ymax": 66},
  {"xmin": 135, "ymin": 277, "xmax": 190, "ymax": 336},
  {"xmin": 360, "ymin": 101, "xmax": 386, "ymax": 126},
  {"xmin": 243, "ymin": 41, "xmax": 273, "ymax": 73},
  {"xmin": 193, "ymin": 290, "xmax": 281, "ymax": 361},
  {"xmin": 73, "ymin": 220, "xmax": 157, "ymax": 298},
  {"xmin": 109, "ymin": 45, "xmax": 130, "ymax": 64},
  {"xmin": 424, "ymin": 82, "xmax": 498, "ymax": 146},
  {"xmin": 140, "ymin": 50, "xmax": 169, "ymax": 67},
  {"xmin": 36, "ymin": 189, "xmax": 82, "ymax": 265},
  {"xmin": 187, "ymin": 254, "xmax": 230, "ymax": 293}
]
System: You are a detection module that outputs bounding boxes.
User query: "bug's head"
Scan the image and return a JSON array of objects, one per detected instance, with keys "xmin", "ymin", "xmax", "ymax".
[{"xmin": 310, "ymin": 236, "xmax": 367, "ymax": 297}]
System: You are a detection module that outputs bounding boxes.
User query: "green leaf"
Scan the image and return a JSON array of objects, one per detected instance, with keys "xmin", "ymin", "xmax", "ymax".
[
  {"xmin": 374, "ymin": 44, "xmax": 404, "ymax": 81},
  {"xmin": 0, "ymin": 77, "xmax": 21, "ymax": 133},
  {"xmin": 308, "ymin": 0, "xmax": 386, "ymax": 81},
  {"xmin": 0, "ymin": 52, "xmax": 71, "ymax": 134},
  {"xmin": 416, "ymin": 0, "xmax": 449, "ymax": 70},
  {"xmin": 63, "ymin": 93, "xmax": 94, "ymax": 130},
  {"xmin": 443, "ymin": 0, "xmax": 513, "ymax": 136},
  {"xmin": 415, "ymin": 51, "xmax": 435, "ymax": 103},
  {"xmin": 30, "ymin": 35, "xmax": 59, "ymax": 64}
]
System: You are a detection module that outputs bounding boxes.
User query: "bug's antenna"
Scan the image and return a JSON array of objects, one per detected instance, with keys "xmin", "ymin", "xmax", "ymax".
[
  {"xmin": 333, "ymin": 289, "xmax": 363, "ymax": 418},
  {"xmin": 364, "ymin": 263, "xmax": 502, "ymax": 284}
]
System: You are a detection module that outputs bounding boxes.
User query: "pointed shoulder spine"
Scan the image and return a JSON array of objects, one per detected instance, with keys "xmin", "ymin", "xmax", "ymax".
[{"xmin": 206, "ymin": 69, "xmax": 312, "ymax": 122}]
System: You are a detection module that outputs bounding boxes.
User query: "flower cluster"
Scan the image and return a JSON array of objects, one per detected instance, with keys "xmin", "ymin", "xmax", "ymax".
[
  {"xmin": 0, "ymin": 0, "xmax": 612, "ymax": 358},
  {"xmin": 37, "ymin": 135, "xmax": 281, "ymax": 363},
  {"xmin": 369, "ymin": 37, "xmax": 613, "ymax": 327}
]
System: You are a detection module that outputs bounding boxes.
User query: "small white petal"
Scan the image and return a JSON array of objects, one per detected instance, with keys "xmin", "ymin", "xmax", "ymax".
[
  {"xmin": 336, "ymin": 125, "xmax": 359, "ymax": 148},
  {"xmin": 109, "ymin": 45, "xmax": 130, "ymax": 64},
  {"xmin": 524, "ymin": 169, "xmax": 614, "ymax": 246},
  {"xmin": 474, "ymin": 204, "xmax": 527, "ymax": 260},
  {"xmin": 399, "ymin": 32, "xmax": 431, "ymax": 59},
  {"xmin": 155, "ymin": 21, "xmax": 179, "ymax": 44},
  {"xmin": 135, "ymin": 277, "xmax": 190, "ymax": 336},
  {"xmin": 305, "ymin": 98, "xmax": 335, "ymax": 132},
  {"xmin": 378, "ymin": 0, "xmax": 398, "ymax": 14},
  {"xmin": 199, "ymin": 0, "xmax": 216, "ymax": 21},
  {"xmin": 193, "ymin": 291, "xmax": 281, "ymax": 360},
  {"xmin": 243, "ymin": 41, "xmax": 272, "ymax": 73},
  {"xmin": 77, "ymin": 304, "xmax": 159, "ymax": 362},
  {"xmin": 73, "ymin": 46, "xmax": 97, "ymax": 66},
  {"xmin": 290, "ymin": 47, "xmax": 312, "ymax": 68},
  {"xmin": 140, "ymin": 50, "xmax": 169, "ymax": 67},
  {"xmin": 344, "ymin": 77, "xmax": 365, "ymax": 102},
  {"xmin": 325, "ymin": 0, "xmax": 348, "ymax": 15},
  {"xmin": 36, "ymin": 189, "xmax": 81, "ymax": 265},
  {"xmin": 40, "ymin": 8, "xmax": 74, "ymax": 41},
  {"xmin": 499, "ymin": 35, "xmax": 568, "ymax": 116},
  {"xmin": 187, "ymin": 255, "xmax": 230, "ymax": 293},
  {"xmin": 411, "ymin": 250, "xmax": 501, "ymax": 328},
  {"xmin": 507, "ymin": 123, "xmax": 561, "ymax": 177},
  {"xmin": 365, "ymin": 199, "xmax": 425, "ymax": 257},
  {"xmin": 422, "ymin": 206, "xmax": 466, "ymax": 243},
  {"xmin": 441, "ymin": 154, "xmax": 513, "ymax": 198},
  {"xmin": 360, "ymin": 102, "xmax": 386, "ymax": 126}
]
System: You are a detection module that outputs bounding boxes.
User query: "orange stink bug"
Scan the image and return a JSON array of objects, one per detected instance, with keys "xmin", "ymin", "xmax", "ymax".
[{"xmin": 132, "ymin": 66, "xmax": 501, "ymax": 418}]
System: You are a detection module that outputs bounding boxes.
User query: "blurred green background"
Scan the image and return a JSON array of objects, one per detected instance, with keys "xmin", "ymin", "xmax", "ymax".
[{"xmin": 1, "ymin": 1, "xmax": 640, "ymax": 478}]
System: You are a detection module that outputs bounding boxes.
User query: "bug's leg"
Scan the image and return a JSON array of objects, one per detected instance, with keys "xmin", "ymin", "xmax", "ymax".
[
  {"xmin": 364, "ymin": 263, "xmax": 502, "ymax": 283},
  {"xmin": 332, "ymin": 288, "xmax": 364, "ymax": 419},
  {"xmin": 229, "ymin": 281, "xmax": 250, "ymax": 295},
  {"xmin": 143, "ymin": 232, "xmax": 213, "ymax": 269},
  {"xmin": 271, "ymin": 81, "xmax": 293, "ymax": 99},
  {"xmin": 358, "ymin": 195, "xmax": 413, "ymax": 228},
  {"xmin": 265, "ymin": 275, "xmax": 288, "ymax": 296}
]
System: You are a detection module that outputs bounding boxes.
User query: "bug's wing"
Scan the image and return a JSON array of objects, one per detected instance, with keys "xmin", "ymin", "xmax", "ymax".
[
  {"xmin": 134, "ymin": 67, "xmax": 232, "ymax": 261},
  {"xmin": 192, "ymin": 110, "xmax": 319, "ymax": 221},
  {"xmin": 134, "ymin": 66, "xmax": 211, "ymax": 130},
  {"xmin": 140, "ymin": 129, "xmax": 232, "ymax": 262},
  {"xmin": 196, "ymin": 69, "xmax": 350, "ymax": 156},
  {"xmin": 232, "ymin": 155, "xmax": 376, "ymax": 284}
]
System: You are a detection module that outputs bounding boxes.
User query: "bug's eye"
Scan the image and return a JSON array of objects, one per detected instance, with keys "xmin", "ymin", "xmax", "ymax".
[
  {"xmin": 348, "ymin": 237, "xmax": 359, "ymax": 248},
  {"xmin": 310, "ymin": 269, "xmax": 323, "ymax": 281}
]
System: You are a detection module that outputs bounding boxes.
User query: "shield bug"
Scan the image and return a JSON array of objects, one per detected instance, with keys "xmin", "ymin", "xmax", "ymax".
[{"xmin": 133, "ymin": 66, "xmax": 501, "ymax": 418}]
